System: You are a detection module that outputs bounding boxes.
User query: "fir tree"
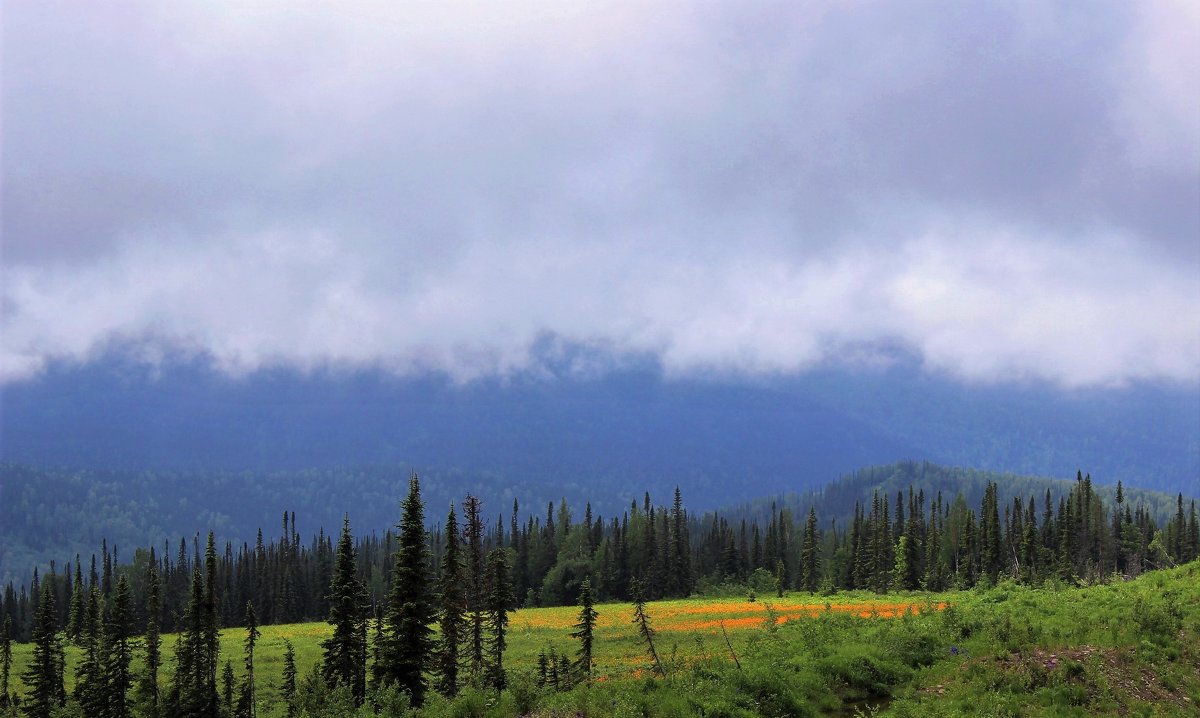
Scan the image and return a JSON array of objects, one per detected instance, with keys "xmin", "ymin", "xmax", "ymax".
[
  {"xmin": 21, "ymin": 582, "xmax": 64, "ymax": 718},
  {"xmin": 106, "ymin": 574, "xmax": 135, "ymax": 718},
  {"xmin": 630, "ymin": 579, "xmax": 665, "ymax": 677},
  {"xmin": 239, "ymin": 602, "xmax": 260, "ymax": 718},
  {"xmin": 1, "ymin": 616, "xmax": 12, "ymax": 707},
  {"xmin": 281, "ymin": 641, "xmax": 297, "ymax": 718},
  {"xmin": 221, "ymin": 662, "xmax": 234, "ymax": 717},
  {"xmin": 66, "ymin": 558, "xmax": 84, "ymax": 644},
  {"xmin": 799, "ymin": 507, "xmax": 820, "ymax": 592},
  {"xmin": 322, "ymin": 516, "xmax": 369, "ymax": 704},
  {"xmin": 375, "ymin": 474, "xmax": 436, "ymax": 706},
  {"xmin": 570, "ymin": 577, "xmax": 598, "ymax": 682},
  {"xmin": 483, "ymin": 548, "xmax": 515, "ymax": 690},
  {"xmin": 436, "ymin": 504, "xmax": 466, "ymax": 697},
  {"xmin": 139, "ymin": 553, "xmax": 162, "ymax": 717},
  {"xmin": 74, "ymin": 585, "xmax": 106, "ymax": 717},
  {"xmin": 168, "ymin": 564, "xmax": 211, "ymax": 717},
  {"xmin": 462, "ymin": 494, "xmax": 486, "ymax": 679},
  {"xmin": 202, "ymin": 533, "xmax": 221, "ymax": 717}
]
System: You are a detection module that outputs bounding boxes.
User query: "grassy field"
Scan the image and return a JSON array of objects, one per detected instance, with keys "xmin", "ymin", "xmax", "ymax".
[{"xmin": 8, "ymin": 562, "xmax": 1199, "ymax": 716}]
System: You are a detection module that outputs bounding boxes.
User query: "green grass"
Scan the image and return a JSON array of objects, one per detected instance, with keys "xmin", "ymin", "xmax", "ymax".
[{"xmin": 8, "ymin": 563, "xmax": 1200, "ymax": 716}]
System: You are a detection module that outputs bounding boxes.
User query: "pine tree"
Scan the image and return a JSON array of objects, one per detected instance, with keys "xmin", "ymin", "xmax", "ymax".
[
  {"xmin": 799, "ymin": 507, "xmax": 820, "ymax": 592},
  {"xmin": 923, "ymin": 503, "xmax": 944, "ymax": 591},
  {"xmin": 281, "ymin": 641, "xmax": 297, "ymax": 718},
  {"xmin": 570, "ymin": 577, "xmax": 598, "ymax": 682},
  {"xmin": 221, "ymin": 662, "xmax": 235, "ymax": 717},
  {"xmin": 323, "ymin": 516, "xmax": 369, "ymax": 704},
  {"xmin": 105, "ymin": 574, "xmax": 135, "ymax": 718},
  {"xmin": 375, "ymin": 474, "xmax": 436, "ymax": 706},
  {"xmin": 483, "ymin": 548, "xmax": 515, "ymax": 690},
  {"xmin": 139, "ymin": 553, "xmax": 163, "ymax": 717},
  {"xmin": 630, "ymin": 579, "xmax": 665, "ymax": 677},
  {"xmin": 462, "ymin": 494, "xmax": 486, "ymax": 679},
  {"xmin": 1, "ymin": 616, "xmax": 12, "ymax": 707},
  {"xmin": 435, "ymin": 504, "xmax": 466, "ymax": 697},
  {"xmin": 66, "ymin": 558, "xmax": 85, "ymax": 644},
  {"xmin": 979, "ymin": 482, "xmax": 1002, "ymax": 583},
  {"xmin": 74, "ymin": 585, "xmax": 106, "ymax": 717},
  {"xmin": 169, "ymin": 563, "xmax": 211, "ymax": 717},
  {"xmin": 198, "ymin": 534, "xmax": 221, "ymax": 717},
  {"xmin": 21, "ymin": 582, "xmax": 64, "ymax": 718},
  {"xmin": 238, "ymin": 603, "xmax": 260, "ymax": 718}
]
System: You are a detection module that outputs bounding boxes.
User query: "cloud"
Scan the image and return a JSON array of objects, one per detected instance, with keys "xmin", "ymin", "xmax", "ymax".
[{"xmin": 2, "ymin": 1, "xmax": 1198, "ymax": 387}]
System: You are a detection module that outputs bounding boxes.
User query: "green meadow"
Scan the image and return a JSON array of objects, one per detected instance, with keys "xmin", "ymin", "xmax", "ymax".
[{"xmin": 8, "ymin": 562, "xmax": 1199, "ymax": 717}]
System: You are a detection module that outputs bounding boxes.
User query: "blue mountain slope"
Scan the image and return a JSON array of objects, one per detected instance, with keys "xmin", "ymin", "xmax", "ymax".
[{"xmin": 1, "ymin": 356, "xmax": 1196, "ymax": 500}]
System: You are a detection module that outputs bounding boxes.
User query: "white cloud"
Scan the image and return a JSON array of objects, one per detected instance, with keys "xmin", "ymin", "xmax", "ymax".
[{"xmin": 2, "ymin": 1, "xmax": 1198, "ymax": 387}]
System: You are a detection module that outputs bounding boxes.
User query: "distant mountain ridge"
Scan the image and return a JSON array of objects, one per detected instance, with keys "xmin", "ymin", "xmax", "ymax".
[{"xmin": 1, "ymin": 355, "xmax": 1196, "ymax": 494}]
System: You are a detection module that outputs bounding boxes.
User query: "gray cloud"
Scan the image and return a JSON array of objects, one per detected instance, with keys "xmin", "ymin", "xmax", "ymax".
[{"xmin": 2, "ymin": 0, "xmax": 1198, "ymax": 386}]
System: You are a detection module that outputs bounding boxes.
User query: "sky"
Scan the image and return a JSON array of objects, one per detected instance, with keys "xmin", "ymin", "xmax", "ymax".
[{"xmin": 2, "ymin": 1, "xmax": 1198, "ymax": 388}]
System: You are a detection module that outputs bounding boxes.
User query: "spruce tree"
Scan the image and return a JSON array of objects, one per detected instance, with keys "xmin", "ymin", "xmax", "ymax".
[
  {"xmin": 436, "ymin": 504, "xmax": 466, "ymax": 697},
  {"xmin": 483, "ymin": 548, "xmax": 515, "ymax": 690},
  {"xmin": 168, "ymin": 564, "xmax": 209, "ymax": 717},
  {"xmin": 21, "ymin": 582, "xmax": 64, "ymax": 718},
  {"xmin": 66, "ymin": 558, "xmax": 85, "ymax": 644},
  {"xmin": 630, "ymin": 579, "xmax": 665, "ymax": 677},
  {"xmin": 462, "ymin": 494, "xmax": 486, "ymax": 679},
  {"xmin": 221, "ymin": 662, "xmax": 234, "ymax": 717},
  {"xmin": 1, "ymin": 616, "xmax": 11, "ymax": 707},
  {"xmin": 323, "ymin": 516, "xmax": 369, "ymax": 704},
  {"xmin": 74, "ymin": 585, "xmax": 106, "ymax": 717},
  {"xmin": 106, "ymin": 574, "xmax": 134, "ymax": 718},
  {"xmin": 799, "ymin": 507, "xmax": 820, "ymax": 592},
  {"xmin": 570, "ymin": 577, "xmax": 598, "ymax": 682},
  {"xmin": 281, "ymin": 641, "xmax": 298, "ymax": 718},
  {"xmin": 239, "ymin": 602, "xmax": 260, "ymax": 718},
  {"xmin": 201, "ymin": 533, "xmax": 221, "ymax": 717},
  {"xmin": 375, "ymin": 474, "xmax": 436, "ymax": 706},
  {"xmin": 139, "ymin": 554, "xmax": 162, "ymax": 717}
]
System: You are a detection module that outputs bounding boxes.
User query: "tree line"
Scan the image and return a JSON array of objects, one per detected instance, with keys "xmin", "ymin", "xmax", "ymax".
[{"xmin": 2, "ymin": 471, "xmax": 1198, "ymax": 715}]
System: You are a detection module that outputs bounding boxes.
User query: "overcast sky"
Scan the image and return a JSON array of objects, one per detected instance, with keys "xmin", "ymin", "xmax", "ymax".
[{"xmin": 2, "ymin": 1, "xmax": 1198, "ymax": 387}]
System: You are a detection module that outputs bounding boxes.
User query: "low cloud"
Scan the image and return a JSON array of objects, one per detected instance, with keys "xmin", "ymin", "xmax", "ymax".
[{"xmin": 2, "ymin": 1, "xmax": 1198, "ymax": 387}]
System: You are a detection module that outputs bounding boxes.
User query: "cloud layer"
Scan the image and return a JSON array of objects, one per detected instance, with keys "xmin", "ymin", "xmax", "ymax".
[{"xmin": 3, "ymin": 1, "xmax": 1198, "ymax": 386}]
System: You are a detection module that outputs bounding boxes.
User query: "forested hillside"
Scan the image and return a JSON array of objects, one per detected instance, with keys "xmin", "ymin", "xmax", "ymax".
[
  {"xmin": 4, "ymin": 469, "xmax": 1196, "ymax": 643},
  {"xmin": 1, "ymin": 461, "xmax": 1192, "ymax": 588},
  {"xmin": 2, "ymin": 472, "xmax": 1197, "ymax": 716},
  {"xmin": 4, "ymin": 359, "xmax": 1196, "ymax": 497}
]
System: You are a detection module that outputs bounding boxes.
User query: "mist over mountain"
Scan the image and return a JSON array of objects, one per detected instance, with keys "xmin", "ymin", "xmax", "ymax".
[{"xmin": 2, "ymin": 354, "xmax": 1195, "ymax": 498}]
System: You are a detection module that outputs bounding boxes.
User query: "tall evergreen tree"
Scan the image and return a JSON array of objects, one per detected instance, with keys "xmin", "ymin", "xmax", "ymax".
[
  {"xmin": 202, "ymin": 533, "xmax": 221, "ymax": 717},
  {"xmin": 435, "ymin": 505, "xmax": 466, "ymax": 697},
  {"xmin": 375, "ymin": 474, "xmax": 436, "ymax": 706},
  {"xmin": 74, "ymin": 585, "xmax": 106, "ymax": 717},
  {"xmin": 281, "ymin": 641, "xmax": 298, "ymax": 718},
  {"xmin": 570, "ymin": 577, "xmax": 598, "ymax": 682},
  {"xmin": 799, "ymin": 507, "xmax": 821, "ymax": 592},
  {"xmin": 139, "ymin": 554, "xmax": 162, "ymax": 717},
  {"xmin": 237, "ymin": 603, "xmax": 260, "ymax": 718},
  {"xmin": 66, "ymin": 558, "xmax": 85, "ymax": 644},
  {"xmin": 221, "ymin": 662, "xmax": 235, "ymax": 717},
  {"xmin": 168, "ymin": 563, "xmax": 212, "ymax": 717},
  {"xmin": 105, "ymin": 574, "xmax": 135, "ymax": 718},
  {"xmin": 322, "ymin": 516, "xmax": 369, "ymax": 704},
  {"xmin": 630, "ymin": 579, "xmax": 665, "ymax": 677},
  {"xmin": 462, "ymin": 494, "xmax": 486, "ymax": 679},
  {"xmin": 1, "ymin": 616, "xmax": 12, "ymax": 707},
  {"xmin": 21, "ymin": 582, "xmax": 64, "ymax": 718},
  {"xmin": 483, "ymin": 548, "xmax": 515, "ymax": 690}
]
